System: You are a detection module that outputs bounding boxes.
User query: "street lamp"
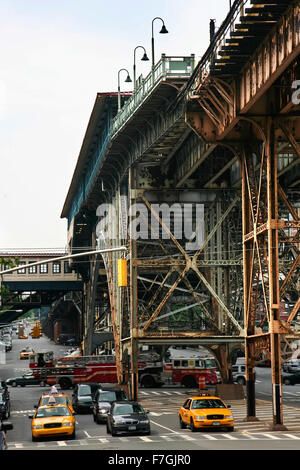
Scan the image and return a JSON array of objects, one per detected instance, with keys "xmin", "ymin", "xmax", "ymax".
[
  {"xmin": 151, "ymin": 17, "xmax": 168, "ymax": 69},
  {"xmin": 118, "ymin": 68, "xmax": 132, "ymax": 112},
  {"xmin": 133, "ymin": 46, "xmax": 149, "ymax": 91}
]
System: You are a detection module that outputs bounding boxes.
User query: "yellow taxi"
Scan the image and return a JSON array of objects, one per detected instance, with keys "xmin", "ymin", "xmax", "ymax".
[
  {"xmin": 36, "ymin": 393, "xmax": 74, "ymax": 414},
  {"xmin": 29, "ymin": 399, "xmax": 76, "ymax": 441},
  {"xmin": 178, "ymin": 394, "xmax": 234, "ymax": 432},
  {"xmin": 19, "ymin": 348, "xmax": 34, "ymax": 360}
]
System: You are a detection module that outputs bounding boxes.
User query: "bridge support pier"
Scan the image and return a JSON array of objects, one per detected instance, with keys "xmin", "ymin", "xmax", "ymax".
[{"xmin": 241, "ymin": 117, "xmax": 291, "ymax": 429}]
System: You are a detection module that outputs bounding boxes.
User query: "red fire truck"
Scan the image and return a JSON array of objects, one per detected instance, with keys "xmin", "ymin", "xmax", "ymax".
[
  {"xmin": 163, "ymin": 356, "xmax": 222, "ymax": 388},
  {"xmin": 29, "ymin": 351, "xmax": 163, "ymax": 390}
]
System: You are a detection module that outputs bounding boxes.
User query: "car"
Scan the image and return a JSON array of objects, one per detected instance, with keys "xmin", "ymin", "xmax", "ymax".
[
  {"xmin": 282, "ymin": 359, "xmax": 300, "ymax": 373},
  {"xmin": 178, "ymin": 394, "xmax": 234, "ymax": 432},
  {"xmin": 232, "ymin": 364, "xmax": 246, "ymax": 385},
  {"xmin": 36, "ymin": 393, "xmax": 74, "ymax": 413},
  {"xmin": 282, "ymin": 371, "xmax": 300, "ymax": 385},
  {"xmin": 0, "ymin": 419, "xmax": 13, "ymax": 450},
  {"xmin": 2, "ymin": 338, "xmax": 12, "ymax": 352},
  {"xmin": 5, "ymin": 373, "xmax": 46, "ymax": 388},
  {"xmin": 106, "ymin": 401, "xmax": 151, "ymax": 436},
  {"xmin": 92, "ymin": 384, "xmax": 128, "ymax": 424},
  {"xmin": 0, "ymin": 383, "xmax": 10, "ymax": 420},
  {"xmin": 72, "ymin": 383, "xmax": 101, "ymax": 413},
  {"xmin": 19, "ymin": 348, "xmax": 34, "ymax": 360},
  {"xmin": 28, "ymin": 401, "xmax": 76, "ymax": 441}
]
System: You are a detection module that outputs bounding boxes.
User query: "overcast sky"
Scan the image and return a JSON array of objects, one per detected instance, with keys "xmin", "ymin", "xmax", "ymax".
[{"xmin": 0, "ymin": 0, "xmax": 230, "ymax": 251}]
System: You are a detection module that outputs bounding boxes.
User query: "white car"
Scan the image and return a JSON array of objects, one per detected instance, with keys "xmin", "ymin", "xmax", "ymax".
[{"xmin": 282, "ymin": 359, "xmax": 300, "ymax": 373}]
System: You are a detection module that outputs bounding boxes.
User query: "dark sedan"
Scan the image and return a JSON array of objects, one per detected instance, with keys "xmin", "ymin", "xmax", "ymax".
[
  {"xmin": 282, "ymin": 372, "xmax": 300, "ymax": 385},
  {"xmin": 5, "ymin": 373, "xmax": 46, "ymax": 387},
  {"xmin": 106, "ymin": 401, "xmax": 151, "ymax": 436}
]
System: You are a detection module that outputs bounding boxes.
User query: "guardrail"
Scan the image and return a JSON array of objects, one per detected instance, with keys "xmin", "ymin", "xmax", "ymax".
[
  {"xmin": 68, "ymin": 55, "xmax": 195, "ymax": 224},
  {"xmin": 111, "ymin": 55, "xmax": 195, "ymax": 137}
]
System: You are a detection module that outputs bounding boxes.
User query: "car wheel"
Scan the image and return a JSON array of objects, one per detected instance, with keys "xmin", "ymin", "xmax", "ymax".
[
  {"xmin": 179, "ymin": 417, "xmax": 186, "ymax": 429},
  {"xmin": 190, "ymin": 418, "xmax": 197, "ymax": 432},
  {"xmin": 106, "ymin": 423, "xmax": 110, "ymax": 434},
  {"xmin": 40, "ymin": 381, "xmax": 46, "ymax": 387},
  {"xmin": 32, "ymin": 435, "xmax": 38, "ymax": 442},
  {"xmin": 11, "ymin": 381, "xmax": 17, "ymax": 387},
  {"xmin": 111, "ymin": 428, "xmax": 117, "ymax": 437},
  {"xmin": 70, "ymin": 430, "xmax": 76, "ymax": 440},
  {"xmin": 141, "ymin": 375, "xmax": 155, "ymax": 388},
  {"xmin": 237, "ymin": 377, "xmax": 246, "ymax": 385},
  {"xmin": 284, "ymin": 378, "xmax": 292, "ymax": 385}
]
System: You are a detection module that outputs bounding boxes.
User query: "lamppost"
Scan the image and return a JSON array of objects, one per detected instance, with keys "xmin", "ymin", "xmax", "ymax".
[
  {"xmin": 117, "ymin": 68, "xmax": 132, "ymax": 112},
  {"xmin": 133, "ymin": 46, "xmax": 149, "ymax": 91},
  {"xmin": 151, "ymin": 17, "xmax": 168, "ymax": 69}
]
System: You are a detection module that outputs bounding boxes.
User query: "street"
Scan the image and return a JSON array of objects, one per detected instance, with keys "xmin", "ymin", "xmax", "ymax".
[{"xmin": 2, "ymin": 331, "xmax": 300, "ymax": 452}]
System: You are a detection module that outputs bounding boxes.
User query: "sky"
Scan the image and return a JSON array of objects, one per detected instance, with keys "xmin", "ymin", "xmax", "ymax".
[{"xmin": 0, "ymin": 0, "xmax": 230, "ymax": 252}]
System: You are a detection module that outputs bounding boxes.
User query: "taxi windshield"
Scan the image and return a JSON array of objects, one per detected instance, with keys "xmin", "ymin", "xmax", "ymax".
[
  {"xmin": 35, "ymin": 406, "xmax": 71, "ymax": 418},
  {"xmin": 191, "ymin": 399, "xmax": 226, "ymax": 409},
  {"xmin": 41, "ymin": 396, "xmax": 68, "ymax": 406}
]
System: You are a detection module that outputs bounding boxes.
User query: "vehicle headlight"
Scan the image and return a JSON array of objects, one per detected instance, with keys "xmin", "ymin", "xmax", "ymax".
[
  {"xmin": 62, "ymin": 422, "xmax": 72, "ymax": 427},
  {"xmin": 98, "ymin": 409, "xmax": 109, "ymax": 414},
  {"xmin": 33, "ymin": 425, "xmax": 43, "ymax": 429},
  {"xmin": 194, "ymin": 415, "xmax": 206, "ymax": 420},
  {"xmin": 226, "ymin": 414, "xmax": 233, "ymax": 420},
  {"xmin": 139, "ymin": 419, "xmax": 150, "ymax": 424}
]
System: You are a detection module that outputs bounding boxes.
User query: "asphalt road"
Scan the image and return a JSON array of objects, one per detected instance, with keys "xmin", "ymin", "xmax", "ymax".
[{"xmin": 2, "ymin": 329, "xmax": 300, "ymax": 453}]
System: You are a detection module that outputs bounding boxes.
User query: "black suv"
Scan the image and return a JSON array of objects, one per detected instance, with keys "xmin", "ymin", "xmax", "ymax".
[
  {"xmin": 0, "ymin": 382, "xmax": 10, "ymax": 420},
  {"xmin": 92, "ymin": 384, "xmax": 128, "ymax": 424},
  {"xmin": 72, "ymin": 383, "xmax": 101, "ymax": 413}
]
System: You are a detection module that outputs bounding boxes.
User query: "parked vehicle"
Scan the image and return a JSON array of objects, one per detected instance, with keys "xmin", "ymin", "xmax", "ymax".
[
  {"xmin": 92, "ymin": 384, "xmax": 128, "ymax": 424},
  {"xmin": 106, "ymin": 401, "xmax": 151, "ymax": 436},
  {"xmin": 0, "ymin": 383, "xmax": 10, "ymax": 420},
  {"xmin": 0, "ymin": 419, "xmax": 13, "ymax": 450}
]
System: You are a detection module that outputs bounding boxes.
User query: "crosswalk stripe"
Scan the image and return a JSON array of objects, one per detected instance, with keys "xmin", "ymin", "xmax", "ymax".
[
  {"xmin": 57, "ymin": 441, "xmax": 67, "ymax": 446},
  {"xmin": 98, "ymin": 438, "xmax": 109, "ymax": 443},
  {"xmin": 201, "ymin": 434, "xmax": 217, "ymax": 440},
  {"xmin": 140, "ymin": 436, "xmax": 152, "ymax": 442},
  {"xmin": 260, "ymin": 433, "xmax": 281, "ymax": 440},
  {"xmin": 282, "ymin": 434, "xmax": 300, "ymax": 439}
]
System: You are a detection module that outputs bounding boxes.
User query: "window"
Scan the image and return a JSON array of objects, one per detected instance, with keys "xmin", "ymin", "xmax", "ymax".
[
  {"xmin": 28, "ymin": 263, "xmax": 37, "ymax": 274},
  {"xmin": 40, "ymin": 264, "xmax": 48, "ymax": 274},
  {"xmin": 52, "ymin": 262, "xmax": 61, "ymax": 274},
  {"xmin": 182, "ymin": 360, "xmax": 188, "ymax": 367},
  {"xmin": 64, "ymin": 261, "xmax": 72, "ymax": 274},
  {"xmin": 17, "ymin": 262, "xmax": 26, "ymax": 274}
]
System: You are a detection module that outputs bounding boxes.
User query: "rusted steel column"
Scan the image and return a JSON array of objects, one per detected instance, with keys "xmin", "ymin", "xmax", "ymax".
[
  {"xmin": 129, "ymin": 166, "xmax": 139, "ymax": 401},
  {"xmin": 241, "ymin": 146, "xmax": 257, "ymax": 421},
  {"xmin": 267, "ymin": 119, "xmax": 286, "ymax": 430}
]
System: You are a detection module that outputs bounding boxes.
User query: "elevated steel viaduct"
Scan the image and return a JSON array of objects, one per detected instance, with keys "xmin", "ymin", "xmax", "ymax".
[{"xmin": 61, "ymin": 0, "xmax": 300, "ymax": 429}]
